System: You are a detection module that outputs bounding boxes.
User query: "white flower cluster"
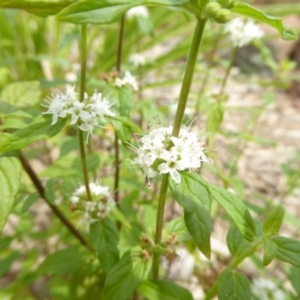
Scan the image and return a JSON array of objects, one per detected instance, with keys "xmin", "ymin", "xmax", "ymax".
[
  {"xmin": 129, "ymin": 53, "xmax": 146, "ymax": 67},
  {"xmin": 224, "ymin": 18, "xmax": 264, "ymax": 47},
  {"xmin": 115, "ymin": 71, "xmax": 139, "ymax": 91},
  {"xmin": 42, "ymin": 86, "xmax": 115, "ymax": 139},
  {"xmin": 126, "ymin": 6, "xmax": 149, "ymax": 19},
  {"xmin": 251, "ymin": 278, "xmax": 285, "ymax": 300},
  {"xmin": 70, "ymin": 183, "xmax": 115, "ymax": 231},
  {"xmin": 132, "ymin": 126, "xmax": 208, "ymax": 184}
]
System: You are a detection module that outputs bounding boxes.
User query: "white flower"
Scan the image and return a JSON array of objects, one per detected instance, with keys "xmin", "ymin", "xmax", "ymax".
[
  {"xmin": 42, "ymin": 95, "xmax": 67, "ymax": 125},
  {"xmin": 115, "ymin": 71, "xmax": 139, "ymax": 91},
  {"xmin": 251, "ymin": 278, "xmax": 285, "ymax": 300},
  {"xmin": 224, "ymin": 18, "xmax": 264, "ymax": 47},
  {"xmin": 89, "ymin": 92, "xmax": 115, "ymax": 122},
  {"xmin": 132, "ymin": 125, "xmax": 208, "ymax": 184},
  {"xmin": 129, "ymin": 53, "xmax": 146, "ymax": 67},
  {"xmin": 70, "ymin": 183, "xmax": 115, "ymax": 231},
  {"xmin": 65, "ymin": 100, "xmax": 90, "ymax": 124},
  {"xmin": 158, "ymin": 150, "xmax": 186, "ymax": 183},
  {"xmin": 42, "ymin": 86, "xmax": 115, "ymax": 143},
  {"xmin": 126, "ymin": 6, "xmax": 149, "ymax": 19}
]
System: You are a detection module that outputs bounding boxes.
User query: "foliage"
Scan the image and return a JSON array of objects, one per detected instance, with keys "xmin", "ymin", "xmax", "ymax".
[{"xmin": 0, "ymin": 0, "xmax": 299, "ymax": 299}]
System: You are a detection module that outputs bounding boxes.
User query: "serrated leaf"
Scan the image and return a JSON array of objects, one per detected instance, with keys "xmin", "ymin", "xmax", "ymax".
[
  {"xmin": 263, "ymin": 204, "xmax": 285, "ymax": 237},
  {"xmin": 226, "ymin": 226, "xmax": 243, "ymax": 256},
  {"xmin": 263, "ymin": 237, "xmax": 277, "ymax": 266},
  {"xmin": 0, "ymin": 81, "xmax": 41, "ymax": 107},
  {"xmin": 0, "ymin": 0, "xmax": 74, "ymax": 17},
  {"xmin": 139, "ymin": 280, "xmax": 193, "ymax": 300},
  {"xmin": 37, "ymin": 247, "xmax": 85, "ymax": 274},
  {"xmin": 90, "ymin": 219, "xmax": 119, "ymax": 274},
  {"xmin": 0, "ymin": 115, "xmax": 66, "ymax": 154},
  {"xmin": 231, "ymin": 3, "xmax": 297, "ymax": 40},
  {"xmin": 272, "ymin": 236, "xmax": 300, "ymax": 267},
  {"xmin": 209, "ymin": 184, "xmax": 256, "ymax": 242},
  {"xmin": 0, "ymin": 153, "xmax": 21, "ymax": 232},
  {"xmin": 170, "ymin": 172, "xmax": 212, "ymax": 258},
  {"xmin": 218, "ymin": 269, "xmax": 251, "ymax": 300},
  {"xmin": 102, "ymin": 248, "xmax": 151, "ymax": 300}
]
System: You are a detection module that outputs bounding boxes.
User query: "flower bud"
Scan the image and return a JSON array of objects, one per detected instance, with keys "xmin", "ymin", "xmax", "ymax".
[
  {"xmin": 213, "ymin": 8, "xmax": 232, "ymax": 23},
  {"xmin": 203, "ymin": 2, "xmax": 221, "ymax": 19},
  {"xmin": 216, "ymin": 0, "xmax": 239, "ymax": 8},
  {"xmin": 224, "ymin": 0, "xmax": 239, "ymax": 9}
]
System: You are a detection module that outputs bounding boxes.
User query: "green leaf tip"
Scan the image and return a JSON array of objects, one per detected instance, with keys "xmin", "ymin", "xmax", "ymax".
[{"xmin": 232, "ymin": 3, "xmax": 298, "ymax": 41}]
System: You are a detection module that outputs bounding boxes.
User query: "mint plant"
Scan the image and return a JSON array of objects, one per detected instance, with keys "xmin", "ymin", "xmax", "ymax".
[{"xmin": 0, "ymin": 1, "xmax": 299, "ymax": 299}]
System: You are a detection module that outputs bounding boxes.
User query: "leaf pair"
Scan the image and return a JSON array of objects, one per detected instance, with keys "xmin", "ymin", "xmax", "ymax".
[{"xmin": 170, "ymin": 171, "xmax": 256, "ymax": 259}]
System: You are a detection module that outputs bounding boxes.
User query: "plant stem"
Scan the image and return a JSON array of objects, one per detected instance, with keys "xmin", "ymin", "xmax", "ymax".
[
  {"xmin": 152, "ymin": 18, "xmax": 207, "ymax": 280},
  {"xmin": 77, "ymin": 24, "xmax": 92, "ymax": 201},
  {"xmin": 204, "ymin": 238, "xmax": 262, "ymax": 300},
  {"xmin": 79, "ymin": 24, "xmax": 87, "ymax": 103},
  {"xmin": 114, "ymin": 14, "xmax": 125, "ymax": 205},
  {"xmin": 19, "ymin": 152, "xmax": 92, "ymax": 251},
  {"xmin": 152, "ymin": 174, "xmax": 169, "ymax": 280},
  {"xmin": 172, "ymin": 18, "xmax": 207, "ymax": 137},
  {"xmin": 219, "ymin": 46, "xmax": 238, "ymax": 95},
  {"xmin": 116, "ymin": 14, "xmax": 125, "ymax": 75}
]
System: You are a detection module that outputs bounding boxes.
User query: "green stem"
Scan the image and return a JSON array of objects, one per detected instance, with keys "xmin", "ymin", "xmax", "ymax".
[
  {"xmin": 219, "ymin": 46, "xmax": 238, "ymax": 95},
  {"xmin": 152, "ymin": 18, "xmax": 207, "ymax": 280},
  {"xmin": 152, "ymin": 174, "xmax": 169, "ymax": 280},
  {"xmin": 114, "ymin": 14, "xmax": 125, "ymax": 205},
  {"xmin": 204, "ymin": 238, "xmax": 262, "ymax": 300},
  {"xmin": 172, "ymin": 18, "xmax": 207, "ymax": 137},
  {"xmin": 79, "ymin": 24, "xmax": 87, "ymax": 103},
  {"xmin": 78, "ymin": 24, "xmax": 92, "ymax": 201}
]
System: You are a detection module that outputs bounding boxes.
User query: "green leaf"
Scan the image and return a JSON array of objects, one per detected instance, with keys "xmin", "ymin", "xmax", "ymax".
[
  {"xmin": 0, "ymin": 0, "xmax": 74, "ymax": 17},
  {"xmin": 57, "ymin": 0, "xmax": 188, "ymax": 24},
  {"xmin": 139, "ymin": 280, "xmax": 193, "ymax": 300},
  {"xmin": 118, "ymin": 86, "xmax": 134, "ymax": 118},
  {"xmin": 111, "ymin": 207, "xmax": 132, "ymax": 229},
  {"xmin": 231, "ymin": 3, "xmax": 297, "ymax": 40},
  {"xmin": 102, "ymin": 248, "xmax": 152, "ymax": 300},
  {"xmin": 226, "ymin": 226, "xmax": 243, "ymax": 256},
  {"xmin": 109, "ymin": 86, "xmax": 135, "ymax": 143},
  {"xmin": 0, "ymin": 81, "xmax": 41, "ymax": 107},
  {"xmin": 0, "ymin": 115, "xmax": 66, "ymax": 154},
  {"xmin": 0, "ymin": 153, "xmax": 21, "ymax": 232},
  {"xmin": 209, "ymin": 184, "xmax": 256, "ymax": 242},
  {"xmin": 170, "ymin": 172, "xmax": 212, "ymax": 258},
  {"xmin": 218, "ymin": 269, "xmax": 251, "ymax": 300},
  {"xmin": 165, "ymin": 217, "xmax": 192, "ymax": 243},
  {"xmin": 0, "ymin": 251, "xmax": 19, "ymax": 277},
  {"xmin": 290, "ymin": 266, "xmax": 300, "ymax": 297},
  {"xmin": 263, "ymin": 237, "xmax": 277, "ymax": 266},
  {"xmin": 206, "ymin": 102, "xmax": 224, "ymax": 134},
  {"xmin": 90, "ymin": 219, "xmax": 119, "ymax": 274},
  {"xmin": 37, "ymin": 247, "xmax": 85, "ymax": 274},
  {"xmin": 263, "ymin": 204, "xmax": 285, "ymax": 237},
  {"xmin": 272, "ymin": 236, "xmax": 300, "ymax": 267},
  {"xmin": 57, "ymin": 0, "xmax": 140, "ymax": 24}
]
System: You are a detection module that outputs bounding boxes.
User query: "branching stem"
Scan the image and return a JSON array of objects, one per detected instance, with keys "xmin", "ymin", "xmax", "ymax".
[
  {"xmin": 152, "ymin": 18, "xmax": 207, "ymax": 280},
  {"xmin": 19, "ymin": 152, "xmax": 92, "ymax": 251}
]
